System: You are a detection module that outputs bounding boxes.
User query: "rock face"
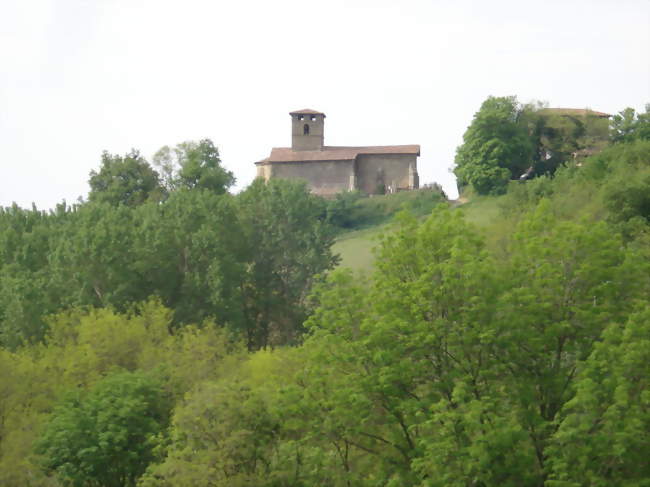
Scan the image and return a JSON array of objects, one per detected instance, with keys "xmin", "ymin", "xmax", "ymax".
[{"xmin": 255, "ymin": 109, "xmax": 420, "ymax": 197}]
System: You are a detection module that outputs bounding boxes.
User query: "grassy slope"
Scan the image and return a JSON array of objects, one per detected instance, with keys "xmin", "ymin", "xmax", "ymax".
[
  {"xmin": 332, "ymin": 224, "xmax": 387, "ymax": 271},
  {"xmin": 333, "ymin": 192, "xmax": 504, "ymax": 272}
]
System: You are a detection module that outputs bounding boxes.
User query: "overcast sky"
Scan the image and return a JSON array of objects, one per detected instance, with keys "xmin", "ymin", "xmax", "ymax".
[{"xmin": 1, "ymin": 0, "xmax": 648, "ymax": 208}]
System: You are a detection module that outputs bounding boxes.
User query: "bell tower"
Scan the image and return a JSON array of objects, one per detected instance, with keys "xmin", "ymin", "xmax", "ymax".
[{"xmin": 290, "ymin": 109, "xmax": 325, "ymax": 151}]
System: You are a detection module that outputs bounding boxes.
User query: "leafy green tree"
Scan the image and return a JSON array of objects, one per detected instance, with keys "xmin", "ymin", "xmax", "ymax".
[
  {"xmin": 368, "ymin": 208, "xmax": 532, "ymax": 485},
  {"xmin": 0, "ymin": 266, "xmax": 54, "ymax": 348},
  {"xmin": 48, "ymin": 202, "xmax": 148, "ymax": 311},
  {"xmin": 36, "ymin": 371, "xmax": 171, "ymax": 487},
  {"xmin": 547, "ymin": 307, "xmax": 650, "ymax": 486},
  {"xmin": 0, "ymin": 348, "xmax": 57, "ymax": 487},
  {"xmin": 141, "ymin": 380, "xmax": 281, "ymax": 487},
  {"xmin": 603, "ymin": 173, "xmax": 650, "ymax": 224},
  {"xmin": 236, "ymin": 179, "xmax": 337, "ymax": 349},
  {"xmin": 0, "ymin": 203, "xmax": 73, "ymax": 347},
  {"xmin": 494, "ymin": 200, "xmax": 645, "ymax": 478},
  {"xmin": 610, "ymin": 105, "xmax": 650, "ymax": 143},
  {"xmin": 592, "ymin": 137, "xmax": 650, "ymax": 228},
  {"xmin": 133, "ymin": 189, "xmax": 247, "ymax": 327},
  {"xmin": 42, "ymin": 301, "xmax": 174, "ymax": 387},
  {"xmin": 0, "ymin": 203, "xmax": 54, "ymax": 272},
  {"xmin": 153, "ymin": 139, "xmax": 234, "ymax": 193},
  {"xmin": 88, "ymin": 150, "xmax": 165, "ymax": 206},
  {"xmin": 325, "ymin": 190, "xmax": 363, "ymax": 229},
  {"xmin": 294, "ymin": 208, "xmax": 530, "ymax": 486},
  {"xmin": 454, "ymin": 96, "xmax": 534, "ymax": 194}
]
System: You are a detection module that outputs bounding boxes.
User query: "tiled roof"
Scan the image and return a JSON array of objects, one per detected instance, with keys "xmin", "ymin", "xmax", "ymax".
[
  {"xmin": 256, "ymin": 145, "xmax": 420, "ymax": 164},
  {"xmin": 289, "ymin": 108, "xmax": 326, "ymax": 115},
  {"xmin": 542, "ymin": 108, "xmax": 611, "ymax": 118}
]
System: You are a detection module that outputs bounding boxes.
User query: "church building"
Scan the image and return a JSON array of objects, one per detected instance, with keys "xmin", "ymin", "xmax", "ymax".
[{"xmin": 255, "ymin": 109, "xmax": 420, "ymax": 197}]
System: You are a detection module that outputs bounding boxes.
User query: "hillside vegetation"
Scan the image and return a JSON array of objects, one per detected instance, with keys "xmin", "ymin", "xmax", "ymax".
[
  {"xmin": 454, "ymin": 97, "xmax": 648, "ymax": 195},
  {"xmin": 0, "ymin": 106, "xmax": 649, "ymax": 487},
  {"xmin": 331, "ymin": 187, "xmax": 447, "ymax": 270}
]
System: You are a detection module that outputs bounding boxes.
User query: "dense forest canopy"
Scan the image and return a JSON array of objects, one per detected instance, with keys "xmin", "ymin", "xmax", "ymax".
[{"xmin": 0, "ymin": 104, "xmax": 649, "ymax": 486}]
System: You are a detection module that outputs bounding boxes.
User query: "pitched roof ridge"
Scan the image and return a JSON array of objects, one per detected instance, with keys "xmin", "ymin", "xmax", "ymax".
[
  {"xmin": 289, "ymin": 108, "xmax": 325, "ymax": 115},
  {"xmin": 260, "ymin": 144, "xmax": 420, "ymax": 163}
]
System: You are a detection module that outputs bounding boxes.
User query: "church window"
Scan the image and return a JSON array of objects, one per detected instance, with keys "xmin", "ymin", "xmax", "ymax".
[
  {"xmin": 299, "ymin": 115, "xmax": 305, "ymax": 120},
  {"xmin": 303, "ymin": 124, "xmax": 310, "ymax": 135},
  {"xmin": 311, "ymin": 115, "xmax": 317, "ymax": 121}
]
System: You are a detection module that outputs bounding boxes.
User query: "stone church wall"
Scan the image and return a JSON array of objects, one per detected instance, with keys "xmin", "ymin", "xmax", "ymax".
[
  {"xmin": 356, "ymin": 154, "xmax": 417, "ymax": 194},
  {"xmin": 270, "ymin": 159, "xmax": 353, "ymax": 196}
]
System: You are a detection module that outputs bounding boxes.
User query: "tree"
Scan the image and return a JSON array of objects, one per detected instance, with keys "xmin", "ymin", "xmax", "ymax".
[
  {"xmin": 88, "ymin": 150, "xmax": 165, "ymax": 206},
  {"xmin": 492, "ymin": 200, "xmax": 646, "ymax": 479},
  {"xmin": 153, "ymin": 139, "xmax": 235, "ymax": 193},
  {"xmin": 0, "ymin": 203, "xmax": 73, "ymax": 347},
  {"xmin": 48, "ymin": 202, "xmax": 148, "ymax": 311},
  {"xmin": 133, "ymin": 189, "xmax": 248, "ymax": 327},
  {"xmin": 141, "ymin": 380, "xmax": 281, "ymax": 487},
  {"xmin": 610, "ymin": 105, "xmax": 650, "ymax": 144},
  {"xmin": 454, "ymin": 96, "xmax": 534, "ymax": 194},
  {"xmin": 0, "ymin": 266, "xmax": 54, "ymax": 348},
  {"xmin": 292, "ymin": 208, "xmax": 530, "ymax": 486},
  {"xmin": 36, "ymin": 371, "xmax": 171, "ymax": 487},
  {"xmin": 548, "ymin": 307, "xmax": 650, "ymax": 486},
  {"xmin": 236, "ymin": 179, "xmax": 338, "ymax": 350}
]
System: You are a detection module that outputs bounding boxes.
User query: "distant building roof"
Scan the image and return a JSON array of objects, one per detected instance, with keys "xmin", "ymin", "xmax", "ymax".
[
  {"xmin": 256, "ymin": 145, "xmax": 420, "ymax": 164},
  {"xmin": 541, "ymin": 108, "xmax": 611, "ymax": 118},
  {"xmin": 289, "ymin": 108, "xmax": 326, "ymax": 116}
]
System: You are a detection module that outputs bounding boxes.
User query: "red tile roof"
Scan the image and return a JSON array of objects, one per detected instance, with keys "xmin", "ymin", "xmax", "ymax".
[
  {"xmin": 256, "ymin": 145, "xmax": 420, "ymax": 164},
  {"xmin": 541, "ymin": 108, "xmax": 611, "ymax": 118}
]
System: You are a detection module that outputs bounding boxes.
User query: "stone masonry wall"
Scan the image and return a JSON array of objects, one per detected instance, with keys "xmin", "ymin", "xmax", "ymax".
[
  {"xmin": 356, "ymin": 154, "xmax": 417, "ymax": 194},
  {"xmin": 270, "ymin": 159, "xmax": 353, "ymax": 197}
]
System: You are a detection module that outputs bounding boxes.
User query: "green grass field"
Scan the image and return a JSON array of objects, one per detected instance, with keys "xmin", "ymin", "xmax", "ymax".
[
  {"xmin": 333, "ymin": 192, "xmax": 504, "ymax": 272},
  {"xmin": 332, "ymin": 223, "xmax": 387, "ymax": 271}
]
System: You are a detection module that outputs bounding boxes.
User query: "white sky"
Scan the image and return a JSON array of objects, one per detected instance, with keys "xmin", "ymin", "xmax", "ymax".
[{"xmin": 1, "ymin": 0, "xmax": 649, "ymax": 208}]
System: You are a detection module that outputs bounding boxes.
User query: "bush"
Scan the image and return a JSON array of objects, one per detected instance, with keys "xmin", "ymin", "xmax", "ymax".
[
  {"xmin": 326, "ymin": 188, "xmax": 447, "ymax": 231},
  {"xmin": 36, "ymin": 371, "xmax": 172, "ymax": 487}
]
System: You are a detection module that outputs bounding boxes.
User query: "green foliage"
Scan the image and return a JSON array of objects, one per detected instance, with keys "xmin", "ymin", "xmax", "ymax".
[
  {"xmin": 141, "ymin": 380, "xmax": 282, "ymax": 487},
  {"xmin": 0, "ymin": 347, "xmax": 54, "ymax": 486},
  {"xmin": 596, "ymin": 139, "xmax": 650, "ymax": 226},
  {"xmin": 48, "ymin": 202, "xmax": 148, "ymax": 311},
  {"xmin": 236, "ymin": 179, "xmax": 338, "ymax": 349},
  {"xmin": 0, "ymin": 301, "xmax": 238, "ymax": 486},
  {"xmin": 455, "ymin": 97, "xmax": 614, "ymax": 195},
  {"xmin": 153, "ymin": 139, "xmax": 235, "ymax": 193},
  {"xmin": 497, "ymin": 138, "xmax": 650, "ymax": 233},
  {"xmin": 0, "ymin": 265, "xmax": 54, "ymax": 348},
  {"xmin": 245, "ymin": 200, "xmax": 646, "ymax": 486},
  {"xmin": 325, "ymin": 190, "xmax": 364, "ymax": 228},
  {"xmin": 603, "ymin": 173, "xmax": 650, "ymax": 223},
  {"xmin": 43, "ymin": 301, "xmax": 173, "ymax": 385},
  {"xmin": 548, "ymin": 307, "xmax": 650, "ymax": 486},
  {"xmin": 610, "ymin": 105, "xmax": 650, "ymax": 144},
  {"xmin": 36, "ymin": 370, "xmax": 172, "ymax": 487},
  {"xmin": 532, "ymin": 110, "xmax": 610, "ymax": 173},
  {"xmin": 134, "ymin": 189, "xmax": 247, "ymax": 327},
  {"xmin": 327, "ymin": 187, "xmax": 447, "ymax": 231},
  {"xmin": 0, "ymin": 176, "xmax": 337, "ymax": 349},
  {"xmin": 455, "ymin": 96, "xmax": 534, "ymax": 194},
  {"xmin": 88, "ymin": 150, "xmax": 165, "ymax": 207},
  {"xmin": 1, "ymin": 123, "xmax": 649, "ymax": 487}
]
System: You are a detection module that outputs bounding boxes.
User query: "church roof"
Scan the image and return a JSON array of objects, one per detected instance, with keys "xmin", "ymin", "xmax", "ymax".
[
  {"xmin": 256, "ymin": 145, "xmax": 420, "ymax": 164},
  {"xmin": 541, "ymin": 108, "xmax": 611, "ymax": 118},
  {"xmin": 289, "ymin": 108, "xmax": 326, "ymax": 115}
]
